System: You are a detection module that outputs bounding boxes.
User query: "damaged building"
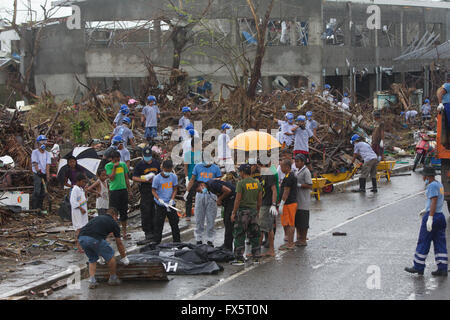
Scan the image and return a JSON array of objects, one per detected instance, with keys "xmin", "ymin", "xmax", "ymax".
[{"xmin": 19, "ymin": 0, "xmax": 450, "ymax": 102}]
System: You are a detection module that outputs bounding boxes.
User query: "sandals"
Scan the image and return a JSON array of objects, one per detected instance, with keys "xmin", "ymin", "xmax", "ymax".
[{"xmin": 279, "ymin": 244, "xmax": 295, "ymax": 251}]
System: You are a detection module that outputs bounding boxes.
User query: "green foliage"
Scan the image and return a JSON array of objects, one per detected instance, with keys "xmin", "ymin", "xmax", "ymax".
[{"xmin": 72, "ymin": 120, "xmax": 90, "ymax": 144}]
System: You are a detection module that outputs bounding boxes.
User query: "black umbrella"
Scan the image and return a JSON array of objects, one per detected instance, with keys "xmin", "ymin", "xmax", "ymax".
[{"xmin": 57, "ymin": 147, "xmax": 100, "ymax": 184}]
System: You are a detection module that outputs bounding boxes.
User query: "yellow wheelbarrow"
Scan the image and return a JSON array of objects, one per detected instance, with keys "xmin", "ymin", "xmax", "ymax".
[
  {"xmin": 311, "ymin": 178, "xmax": 327, "ymax": 200},
  {"xmin": 319, "ymin": 165, "xmax": 360, "ymax": 193},
  {"xmin": 376, "ymin": 160, "xmax": 396, "ymax": 182}
]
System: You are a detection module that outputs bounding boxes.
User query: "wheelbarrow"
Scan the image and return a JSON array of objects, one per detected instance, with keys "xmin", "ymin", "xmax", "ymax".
[
  {"xmin": 319, "ymin": 165, "xmax": 360, "ymax": 194},
  {"xmin": 311, "ymin": 178, "xmax": 327, "ymax": 201},
  {"xmin": 376, "ymin": 161, "xmax": 396, "ymax": 182}
]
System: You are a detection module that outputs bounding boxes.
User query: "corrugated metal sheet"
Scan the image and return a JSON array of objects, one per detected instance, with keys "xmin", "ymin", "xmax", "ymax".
[{"xmin": 394, "ymin": 40, "xmax": 450, "ymax": 61}]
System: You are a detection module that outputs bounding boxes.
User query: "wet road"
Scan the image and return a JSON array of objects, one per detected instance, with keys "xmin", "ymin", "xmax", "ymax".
[{"xmin": 48, "ymin": 171, "xmax": 450, "ymax": 300}]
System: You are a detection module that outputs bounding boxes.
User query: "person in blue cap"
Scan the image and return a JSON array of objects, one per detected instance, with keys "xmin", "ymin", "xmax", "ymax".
[
  {"xmin": 31, "ymin": 135, "xmax": 52, "ymax": 210},
  {"xmin": 111, "ymin": 117, "xmax": 134, "ymax": 148},
  {"xmin": 310, "ymin": 82, "xmax": 316, "ymax": 94},
  {"xmin": 323, "ymin": 84, "xmax": 333, "ymax": 102},
  {"xmin": 274, "ymin": 113, "xmax": 296, "ymax": 149},
  {"xmin": 114, "ymin": 105, "xmax": 129, "ymax": 127},
  {"xmin": 179, "ymin": 106, "xmax": 192, "ymax": 141},
  {"xmin": 437, "ymin": 74, "xmax": 450, "ymax": 132},
  {"xmin": 342, "ymin": 92, "xmax": 351, "ymax": 106},
  {"xmin": 421, "ymin": 99, "xmax": 431, "ymax": 122},
  {"xmin": 405, "ymin": 166, "xmax": 448, "ymax": 277},
  {"xmin": 350, "ymin": 134, "xmax": 379, "ymax": 193},
  {"xmin": 141, "ymin": 95, "xmax": 160, "ymax": 143},
  {"xmin": 305, "ymin": 111, "xmax": 319, "ymax": 137},
  {"xmin": 183, "ymin": 129, "xmax": 202, "ymax": 222},
  {"xmin": 218, "ymin": 123, "xmax": 235, "ymax": 174}
]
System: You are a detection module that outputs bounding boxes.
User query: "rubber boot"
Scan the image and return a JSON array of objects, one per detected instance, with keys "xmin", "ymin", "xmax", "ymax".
[
  {"xmin": 352, "ymin": 178, "xmax": 366, "ymax": 193},
  {"xmin": 371, "ymin": 178, "xmax": 378, "ymax": 193}
]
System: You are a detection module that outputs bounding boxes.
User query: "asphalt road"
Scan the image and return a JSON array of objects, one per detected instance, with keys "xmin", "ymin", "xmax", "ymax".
[{"xmin": 47, "ymin": 171, "xmax": 450, "ymax": 300}]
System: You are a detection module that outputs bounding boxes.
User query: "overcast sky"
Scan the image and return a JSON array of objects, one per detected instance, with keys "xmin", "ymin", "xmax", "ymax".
[
  {"xmin": 0, "ymin": 0, "xmax": 72, "ymax": 24},
  {"xmin": 0, "ymin": 0, "xmax": 446, "ymax": 24}
]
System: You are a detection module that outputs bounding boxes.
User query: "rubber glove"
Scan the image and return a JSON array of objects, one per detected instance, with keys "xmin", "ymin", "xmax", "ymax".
[
  {"xmin": 120, "ymin": 256, "xmax": 130, "ymax": 265},
  {"xmin": 157, "ymin": 198, "xmax": 166, "ymax": 207},
  {"xmin": 183, "ymin": 191, "xmax": 189, "ymax": 201},
  {"xmin": 144, "ymin": 172, "xmax": 155, "ymax": 181},
  {"xmin": 379, "ymin": 140, "xmax": 384, "ymax": 148},
  {"xmin": 169, "ymin": 199, "xmax": 176, "ymax": 207},
  {"xmin": 426, "ymin": 216, "xmax": 433, "ymax": 232},
  {"xmin": 278, "ymin": 200, "xmax": 285, "ymax": 215},
  {"xmin": 270, "ymin": 205, "xmax": 278, "ymax": 217},
  {"xmin": 185, "ymin": 177, "xmax": 189, "ymax": 185},
  {"xmin": 438, "ymin": 103, "xmax": 445, "ymax": 112},
  {"xmin": 418, "ymin": 208, "xmax": 426, "ymax": 217}
]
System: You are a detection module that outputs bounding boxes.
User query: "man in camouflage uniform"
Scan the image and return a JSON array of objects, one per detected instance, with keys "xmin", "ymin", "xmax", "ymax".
[{"xmin": 231, "ymin": 164, "xmax": 262, "ymax": 265}]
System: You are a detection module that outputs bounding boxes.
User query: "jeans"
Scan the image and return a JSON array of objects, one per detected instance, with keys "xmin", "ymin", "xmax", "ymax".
[
  {"xmin": 154, "ymin": 204, "xmax": 180, "ymax": 244},
  {"xmin": 185, "ymin": 188, "xmax": 196, "ymax": 218},
  {"xmin": 222, "ymin": 197, "xmax": 235, "ymax": 250},
  {"xmin": 31, "ymin": 173, "xmax": 46, "ymax": 210},
  {"xmin": 140, "ymin": 189, "xmax": 156, "ymax": 239},
  {"xmin": 78, "ymin": 236, "xmax": 115, "ymax": 263},
  {"xmin": 145, "ymin": 126, "xmax": 158, "ymax": 139}
]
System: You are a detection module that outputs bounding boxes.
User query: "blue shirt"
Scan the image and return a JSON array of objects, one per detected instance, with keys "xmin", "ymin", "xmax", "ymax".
[
  {"xmin": 184, "ymin": 151, "xmax": 202, "ymax": 179},
  {"xmin": 178, "ymin": 116, "xmax": 191, "ymax": 129},
  {"xmin": 152, "ymin": 172, "xmax": 178, "ymax": 204},
  {"xmin": 443, "ymin": 83, "xmax": 450, "ymax": 104},
  {"xmin": 142, "ymin": 105, "xmax": 160, "ymax": 127},
  {"xmin": 192, "ymin": 163, "xmax": 222, "ymax": 183},
  {"xmin": 114, "ymin": 112, "xmax": 125, "ymax": 126},
  {"xmin": 112, "ymin": 125, "xmax": 134, "ymax": 148},
  {"xmin": 425, "ymin": 180, "xmax": 444, "ymax": 213}
]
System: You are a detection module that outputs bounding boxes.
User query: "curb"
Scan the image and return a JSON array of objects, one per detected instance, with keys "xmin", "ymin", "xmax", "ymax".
[
  {"xmin": 333, "ymin": 162, "xmax": 412, "ymax": 193},
  {"xmin": 0, "ymin": 217, "xmax": 225, "ymax": 299}
]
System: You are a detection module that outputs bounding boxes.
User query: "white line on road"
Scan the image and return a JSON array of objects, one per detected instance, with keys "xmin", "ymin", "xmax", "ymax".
[{"xmin": 186, "ymin": 190, "xmax": 425, "ymax": 300}]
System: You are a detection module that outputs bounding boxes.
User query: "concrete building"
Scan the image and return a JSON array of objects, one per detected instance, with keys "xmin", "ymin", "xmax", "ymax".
[{"xmin": 21, "ymin": 0, "xmax": 450, "ymax": 101}]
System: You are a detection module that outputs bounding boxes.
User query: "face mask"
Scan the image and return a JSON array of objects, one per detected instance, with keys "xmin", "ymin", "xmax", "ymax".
[
  {"xmin": 40, "ymin": 144, "xmax": 46, "ymax": 150},
  {"xmin": 112, "ymin": 145, "xmax": 118, "ymax": 150},
  {"xmin": 162, "ymin": 171, "xmax": 170, "ymax": 177},
  {"xmin": 144, "ymin": 156, "xmax": 152, "ymax": 162},
  {"xmin": 425, "ymin": 179, "xmax": 430, "ymax": 186},
  {"xmin": 202, "ymin": 187, "xmax": 208, "ymax": 194},
  {"xmin": 299, "ymin": 124, "xmax": 306, "ymax": 129}
]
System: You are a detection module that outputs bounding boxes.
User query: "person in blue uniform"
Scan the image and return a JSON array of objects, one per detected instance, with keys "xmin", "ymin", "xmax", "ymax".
[{"xmin": 405, "ymin": 167, "xmax": 448, "ymax": 276}]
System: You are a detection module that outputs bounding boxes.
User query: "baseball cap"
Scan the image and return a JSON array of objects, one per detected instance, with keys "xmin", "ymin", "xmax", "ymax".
[{"xmin": 294, "ymin": 153, "xmax": 307, "ymax": 162}]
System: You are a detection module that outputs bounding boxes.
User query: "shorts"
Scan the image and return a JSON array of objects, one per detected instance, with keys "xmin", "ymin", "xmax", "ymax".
[
  {"xmin": 281, "ymin": 203, "xmax": 298, "ymax": 227},
  {"xmin": 259, "ymin": 206, "xmax": 275, "ymax": 232},
  {"xmin": 360, "ymin": 158, "xmax": 378, "ymax": 179},
  {"xmin": 78, "ymin": 236, "xmax": 115, "ymax": 263},
  {"xmin": 293, "ymin": 150, "xmax": 311, "ymax": 165},
  {"xmin": 145, "ymin": 126, "xmax": 158, "ymax": 138},
  {"xmin": 109, "ymin": 189, "xmax": 129, "ymax": 222},
  {"xmin": 295, "ymin": 209, "xmax": 310, "ymax": 230}
]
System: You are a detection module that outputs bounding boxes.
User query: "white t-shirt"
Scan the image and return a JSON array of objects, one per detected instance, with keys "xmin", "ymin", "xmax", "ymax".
[
  {"xmin": 142, "ymin": 105, "xmax": 160, "ymax": 127},
  {"xmin": 118, "ymin": 147, "xmax": 130, "ymax": 163},
  {"xmin": 70, "ymin": 185, "xmax": 89, "ymax": 230},
  {"xmin": 342, "ymin": 97, "xmax": 350, "ymax": 106},
  {"xmin": 31, "ymin": 149, "xmax": 52, "ymax": 174},
  {"xmin": 277, "ymin": 120, "xmax": 296, "ymax": 146},
  {"xmin": 217, "ymin": 133, "xmax": 231, "ymax": 159},
  {"xmin": 354, "ymin": 142, "xmax": 377, "ymax": 162},
  {"xmin": 306, "ymin": 120, "xmax": 318, "ymax": 132},
  {"xmin": 293, "ymin": 127, "xmax": 313, "ymax": 152},
  {"xmin": 405, "ymin": 110, "xmax": 418, "ymax": 120},
  {"xmin": 96, "ymin": 180, "xmax": 109, "ymax": 210}
]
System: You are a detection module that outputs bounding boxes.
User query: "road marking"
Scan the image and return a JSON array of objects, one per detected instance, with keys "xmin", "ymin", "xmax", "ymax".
[{"xmin": 187, "ymin": 190, "xmax": 425, "ymax": 300}]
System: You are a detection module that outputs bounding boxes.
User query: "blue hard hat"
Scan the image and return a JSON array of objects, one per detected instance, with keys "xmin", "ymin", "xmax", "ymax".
[
  {"xmin": 186, "ymin": 124, "xmax": 194, "ymax": 131},
  {"xmin": 285, "ymin": 113, "xmax": 294, "ymax": 120},
  {"xmin": 221, "ymin": 123, "xmax": 231, "ymax": 131},
  {"xmin": 424, "ymin": 99, "xmax": 430, "ymax": 103},
  {"xmin": 182, "ymin": 106, "xmax": 191, "ymax": 113},
  {"xmin": 311, "ymin": 82, "xmax": 316, "ymax": 87},
  {"xmin": 344, "ymin": 92, "xmax": 348, "ymax": 97},
  {"xmin": 147, "ymin": 95, "xmax": 156, "ymax": 102},
  {"xmin": 123, "ymin": 117, "xmax": 131, "ymax": 124},
  {"xmin": 36, "ymin": 135, "xmax": 47, "ymax": 143},
  {"xmin": 350, "ymin": 134, "xmax": 360, "ymax": 144},
  {"xmin": 112, "ymin": 135, "xmax": 123, "ymax": 144},
  {"xmin": 188, "ymin": 129, "xmax": 196, "ymax": 137},
  {"xmin": 325, "ymin": 84, "xmax": 331, "ymax": 89},
  {"xmin": 297, "ymin": 115, "xmax": 306, "ymax": 122},
  {"xmin": 400, "ymin": 111, "xmax": 405, "ymax": 116},
  {"xmin": 306, "ymin": 111, "xmax": 313, "ymax": 118},
  {"xmin": 120, "ymin": 104, "xmax": 129, "ymax": 114}
]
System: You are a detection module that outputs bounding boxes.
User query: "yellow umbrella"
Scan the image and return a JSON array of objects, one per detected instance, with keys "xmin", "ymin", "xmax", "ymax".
[{"xmin": 228, "ymin": 131, "xmax": 281, "ymax": 151}]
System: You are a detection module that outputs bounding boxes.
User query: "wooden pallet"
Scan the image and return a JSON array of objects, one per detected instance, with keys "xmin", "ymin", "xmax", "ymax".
[{"xmin": 94, "ymin": 262, "xmax": 169, "ymax": 281}]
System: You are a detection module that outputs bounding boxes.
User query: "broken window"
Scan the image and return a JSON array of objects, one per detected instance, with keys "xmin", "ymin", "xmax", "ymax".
[
  {"xmin": 324, "ymin": 18, "xmax": 344, "ymax": 46},
  {"xmin": 379, "ymin": 23, "xmax": 400, "ymax": 48},
  {"xmin": 352, "ymin": 24, "xmax": 371, "ymax": 48}
]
